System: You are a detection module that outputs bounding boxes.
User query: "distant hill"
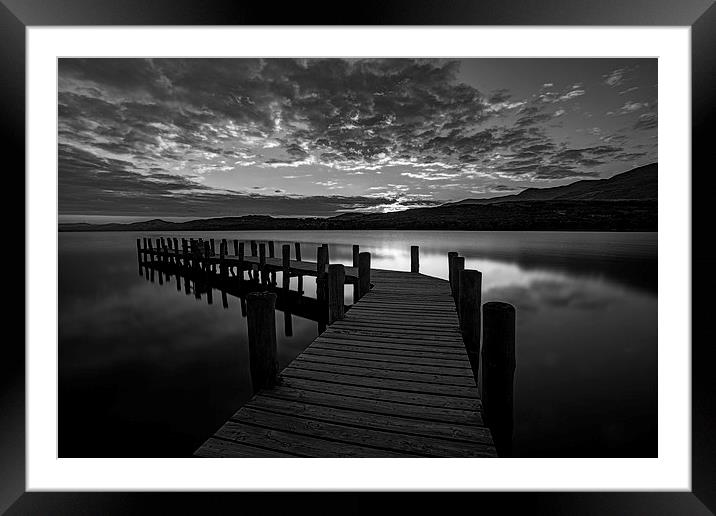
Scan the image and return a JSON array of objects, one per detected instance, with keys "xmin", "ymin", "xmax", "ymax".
[
  {"xmin": 450, "ymin": 163, "xmax": 657, "ymax": 205},
  {"xmin": 59, "ymin": 163, "xmax": 657, "ymax": 233}
]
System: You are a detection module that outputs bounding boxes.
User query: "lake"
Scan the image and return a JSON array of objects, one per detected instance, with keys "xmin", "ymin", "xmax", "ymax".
[{"xmin": 58, "ymin": 230, "xmax": 657, "ymax": 457}]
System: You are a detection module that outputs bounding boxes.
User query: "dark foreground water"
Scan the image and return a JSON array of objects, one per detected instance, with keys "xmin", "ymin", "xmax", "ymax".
[{"xmin": 59, "ymin": 230, "xmax": 657, "ymax": 457}]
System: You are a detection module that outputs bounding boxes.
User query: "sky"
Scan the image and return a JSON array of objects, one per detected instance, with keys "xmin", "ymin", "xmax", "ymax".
[{"xmin": 58, "ymin": 58, "xmax": 657, "ymax": 222}]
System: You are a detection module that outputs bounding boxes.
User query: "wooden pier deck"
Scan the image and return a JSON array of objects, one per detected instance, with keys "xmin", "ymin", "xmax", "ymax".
[{"xmin": 194, "ymin": 269, "xmax": 497, "ymax": 458}]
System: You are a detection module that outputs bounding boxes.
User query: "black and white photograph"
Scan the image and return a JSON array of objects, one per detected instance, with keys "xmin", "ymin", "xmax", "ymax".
[{"xmin": 58, "ymin": 57, "xmax": 658, "ymax": 459}]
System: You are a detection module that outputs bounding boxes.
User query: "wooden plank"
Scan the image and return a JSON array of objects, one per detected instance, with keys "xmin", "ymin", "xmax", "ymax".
[
  {"xmin": 246, "ymin": 395, "xmax": 494, "ymax": 446},
  {"xmin": 282, "ymin": 367, "xmax": 479, "ymax": 399},
  {"xmin": 277, "ymin": 376, "xmax": 481, "ymax": 411},
  {"xmin": 194, "ymin": 437, "xmax": 297, "ymax": 457},
  {"xmin": 314, "ymin": 335, "xmax": 467, "ymax": 354},
  {"xmin": 261, "ymin": 382, "xmax": 484, "ymax": 426},
  {"xmin": 295, "ymin": 353, "xmax": 475, "ymax": 379},
  {"xmin": 216, "ymin": 419, "xmax": 417, "ymax": 457},
  {"xmin": 302, "ymin": 346, "xmax": 474, "ymax": 369},
  {"xmin": 230, "ymin": 407, "xmax": 495, "ymax": 457}
]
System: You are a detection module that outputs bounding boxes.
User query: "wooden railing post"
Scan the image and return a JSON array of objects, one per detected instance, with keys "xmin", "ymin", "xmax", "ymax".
[
  {"xmin": 352, "ymin": 245, "xmax": 359, "ymax": 267},
  {"xmin": 282, "ymin": 244, "xmax": 291, "ymax": 290},
  {"xmin": 458, "ymin": 269, "xmax": 482, "ymax": 380},
  {"xmin": 358, "ymin": 252, "xmax": 371, "ymax": 299},
  {"xmin": 268, "ymin": 241, "xmax": 275, "ymax": 258},
  {"xmin": 246, "ymin": 292, "xmax": 279, "ymax": 391},
  {"xmin": 322, "ymin": 243, "xmax": 330, "ymax": 265},
  {"xmin": 294, "ymin": 242, "xmax": 302, "ymax": 261},
  {"xmin": 328, "ymin": 264, "xmax": 345, "ymax": 324},
  {"xmin": 410, "ymin": 245, "xmax": 419, "ymax": 273},
  {"xmin": 317, "ymin": 246, "xmax": 328, "ymax": 276},
  {"xmin": 316, "ymin": 246, "xmax": 329, "ymax": 305},
  {"xmin": 482, "ymin": 301, "xmax": 516, "ymax": 457},
  {"xmin": 447, "ymin": 251, "xmax": 458, "ymax": 295}
]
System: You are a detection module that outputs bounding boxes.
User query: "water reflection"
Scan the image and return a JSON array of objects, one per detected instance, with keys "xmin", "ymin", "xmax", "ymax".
[{"xmin": 59, "ymin": 230, "xmax": 656, "ymax": 457}]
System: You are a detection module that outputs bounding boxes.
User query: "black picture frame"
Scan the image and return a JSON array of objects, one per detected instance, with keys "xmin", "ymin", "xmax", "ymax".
[{"xmin": 3, "ymin": 1, "xmax": 714, "ymax": 514}]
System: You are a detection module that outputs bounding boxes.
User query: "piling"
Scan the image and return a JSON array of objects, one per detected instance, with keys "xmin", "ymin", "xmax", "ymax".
[
  {"xmin": 452, "ymin": 256, "xmax": 465, "ymax": 310},
  {"xmin": 317, "ymin": 246, "xmax": 329, "ymax": 276},
  {"xmin": 358, "ymin": 252, "xmax": 371, "ymax": 299},
  {"xmin": 282, "ymin": 244, "xmax": 291, "ymax": 290},
  {"xmin": 258, "ymin": 243, "xmax": 267, "ymax": 284},
  {"xmin": 203, "ymin": 241, "xmax": 212, "ymax": 274},
  {"xmin": 246, "ymin": 292, "xmax": 279, "ymax": 391},
  {"xmin": 220, "ymin": 240, "xmax": 228, "ymax": 278},
  {"xmin": 328, "ymin": 264, "xmax": 345, "ymax": 324},
  {"xmin": 268, "ymin": 241, "xmax": 275, "ymax": 258},
  {"xmin": 447, "ymin": 251, "xmax": 458, "ymax": 295},
  {"xmin": 411, "ymin": 245, "xmax": 420, "ymax": 274},
  {"xmin": 482, "ymin": 301, "xmax": 516, "ymax": 457},
  {"xmin": 458, "ymin": 269, "xmax": 482, "ymax": 379},
  {"xmin": 322, "ymin": 243, "xmax": 330, "ymax": 265},
  {"xmin": 238, "ymin": 242, "xmax": 245, "ymax": 280},
  {"xmin": 233, "ymin": 239, "xmax": 239, "ymax": 257},
  {"xmin": 294, "ymin": 242, "xmax": 302, "ymax": 261},
  {"xmin": 352, "ymin": 245, "xmax": 360, "ymax": 267},
  {"xmin": 210, "ymin": 238, "xmax": 216, "ymax": 256},
  {"xmin": 250, "ymin": 240, "xmax": 258, "ymax": 256}
]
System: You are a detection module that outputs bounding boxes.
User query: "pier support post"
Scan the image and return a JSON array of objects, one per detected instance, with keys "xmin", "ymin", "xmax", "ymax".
[
  {"xmin": 238, "ymin": 242, "xmax": 245, "ymax": 280},
  {"xmin": 282, "ymin": 244, "xmax": 291, "ymax": 290},
  {"xmin": 268, "ymin": 241, "xmax": 275, "ymax": 258},
  {"xmin": 251, "ymin": 240, "xmax": 258, "ymax": 257},
  {"xmin": 259, "ymin": 243, "xmax": 267, "ymax": 284},
  {"xmin": 447, "ymin": 251, "xmax": 458, "ymax": 296},
  {"xmin": 203, "ymin": 241, "xmax": 212, "ymax": 274},
  {"xmin": 246, "ymin": 292, "xmax": 279, "ymax": 391},
  {"xmin": 219, "ymin": 240, "xmax": 227, "ymax": 278},
  {"xmin": 294, "ymin": 242, "xmax": 302, "ymax": 261},
  {"xmin": 358, "ymin": 252, "xmax": 371, "ymax": 299},
  {"xmin": 233, "ymin": 239, "xmax": 239, "ymax": 257},
  {"xmin": 136, "ymin": 239, "xmax": 142, "ymax": 275},
  {"xmin": 352, "ymin": 245, "xmax": 360, "ymax": 267},
  {"xmin": 452, "ymin": 256, "xmax": 465, "ymax": 310},
  {"xmin": 410, "ymin": 245, "xmax": 419, "ymax": 273},
  {"xmin": 458, "ymin": 269, "xmax": 482, "ymax": 380},
  {"xmin": 210, "ymin": 238, "xmax": 216, "ymax": 256},
  {"xmin": 327, "ymin": 264, "xmax": 345, "ymax": 324},
  {"xmin": 322, "ymin": 243, "xmax": 330, "ymax": 265},
  {"xmin": 317, "ymin": 246, "xmax": 328, "ymax": 276},
  {"xmin": 482, "ymin": 301, "xmax": 516, "ymax": 457}
]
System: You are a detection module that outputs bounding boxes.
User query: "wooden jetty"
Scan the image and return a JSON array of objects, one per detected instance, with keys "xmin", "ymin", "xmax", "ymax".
[{"xmin": 137, "ymin": 237, "xmax": 515, "ymax": 457}]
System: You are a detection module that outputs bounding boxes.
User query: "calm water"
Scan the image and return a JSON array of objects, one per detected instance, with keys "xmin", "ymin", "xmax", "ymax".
[{"xmin": 59, "ymin": 230, "xmax": 657, "ymax": 457}]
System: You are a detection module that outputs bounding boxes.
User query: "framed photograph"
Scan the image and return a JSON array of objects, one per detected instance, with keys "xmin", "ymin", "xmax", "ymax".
[{"xmin": 5, "ymin": 0, "xmax": 715, "ymax": 513}]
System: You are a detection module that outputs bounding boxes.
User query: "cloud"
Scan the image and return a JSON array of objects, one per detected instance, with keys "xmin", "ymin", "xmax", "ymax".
[{"xmin": 634, "ymin": 113, "xmax": 657, "ymax": 130}]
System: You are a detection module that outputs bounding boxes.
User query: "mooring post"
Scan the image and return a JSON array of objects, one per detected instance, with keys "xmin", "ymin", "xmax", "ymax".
[
  {"xmin": 358, "ymin": 252, "xmax": 371, "ymax": 299},
  {"xmin": 246, "ymin": 292, "xmax": 279, "ymax": 392},
  {"xmin": 268, "ymin": 241, "xmax": 275, "ymax": 258},
  {"xmin": 327, "ymin": 264, "xmax": 346, "ymax": 324},
  {"xmin": 220, "ymin": 240, "xmax": 227, "ymax": 278},
  {"xmin": 322, "ymin": 243, "xmax": 330, "ymax": 265},
  {"xmin": 458, "ymin": 269, "xmax": 483, "ymax": 380},
  {"xmin": 411, "ymin": 245, "xmax": 420, "ymax": 274},
  {"xmin": 482, "ymin": 301, "xmax": 516, "ymax": 457},
  {"xmin": 447, "ymin": 251, "xmax": 458, "ymax": 296},
  {"xmin": 237, "ymin": 242, "xmax": 245, "ymax": 280},
  {"xmin": 317, "ymin": 246, "xmax": 328, "ymax": 276},
  {"xmin": 233, "ymin": 239, "xmax": 239, "ymax": 257},
  {"xmin": 203, "ymin": 241, "xmax": 211, "ymax": 274},
  {"xmin": 250, "ymin": 240, "xmax": 258, "ymax": 256},
  {"xmin": 282, "ymin": 244, "xmax": 291, "ymax": 290},
  {"xmin": 352, "ymin": 245, "xmax": 360, "ymax": 267},
  {"xmin": 452, "ymin": 256, "xmax": 465, "ymax": 311},
  {"xmin": 294, "ymin": 242, "xmax": 302, "ymax": 261},
  {"xmin": 210, "ymin": 238, "xmax": 216, "ymax": 256},
  {"xmin": 258, "ymin": 243, "xmax": 267, "ymax": 284}
]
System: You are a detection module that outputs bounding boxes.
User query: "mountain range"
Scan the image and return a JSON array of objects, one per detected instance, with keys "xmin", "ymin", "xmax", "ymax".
[{"xmin": 59, "ymin": 163, "xmax": 657, "ymax": 232}]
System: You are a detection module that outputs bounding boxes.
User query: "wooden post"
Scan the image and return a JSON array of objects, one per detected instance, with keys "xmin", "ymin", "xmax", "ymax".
[
  {"xmin": 136, "ymin": 239, "xmax": 142, "ymax": 275},
  {"xmin": 352, "ymin": 245, "xmax": 359, "ymax": 267},
  {"xmin": 250, "ymin": 240, "xmax": 258, "ymax": 256},
  {"xmin": 453, "ymin": 256, "xmax": 465, "ymax": 310},
  {"xmin": 222, "ymin": 291, "xmax": 228, "ymax": 309},
  {"xmin": 316, "ymin": 246, "xmax": 328, "ymax": 276},
  {"xmin": 203, "ymin": 241, "xmax": 211, "ymax": 274},
  {"xmin": 238, "ymin": 242, "xmax": 245, "ymax": 280},
  {"xmin": 282, "ymin": 244, "xmax": 291, "ymax": 290},
  {"xmin": 482, "ymin": 301, "xmax": 516, "ymax": 457},
  {"xmin": 322, "ymin": 243, "xmax": 330, "ymax": 265},
  {"xmin": 233, "ymin": 239, "xmax": 239, "ymax": 256},
  {"xmin": 210, "ymin": 238, "xmax": 216, "ymax": 256},
  {"xmin": 458, "ymin": 269, "xmax": 483, "ymax": 380},
  {"xmin": 143, "ymin": 237, "xmax": 148, "ymax": 252},
  {"xmin": 358, "ymin": 252, "xmax": 371, "ymax": 298},
  {"xmin": 258, "ymin": 243, "xmax": 267, "ymax": 284},
  {"xmin": 447, "ymin": 251, "xmax": 458, "ymax": 296},
  {"xmin": 294, "ymin": 242, "xmax": 302, "ymax": 261},
  {"xmin": 268, "ymin": 241, "xmax": 275, "ymax": 258},
  {"xmin": 284, "ymin": 311, "xmax": 293, "ymax": 337},
  {"xmin": 410, "ymin": 245, "xmax": 419, "ymax": 273},
  {"xmin": 327, "ymin": 264, "xmax": 345, "ymax": 324},
  {"xmin": 246, "ymin": 292, "xmax": 279, "ymax": 391},
  {"xmin": 220, "ymin": 240, "xmax": 227, "ymax": 277}
]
